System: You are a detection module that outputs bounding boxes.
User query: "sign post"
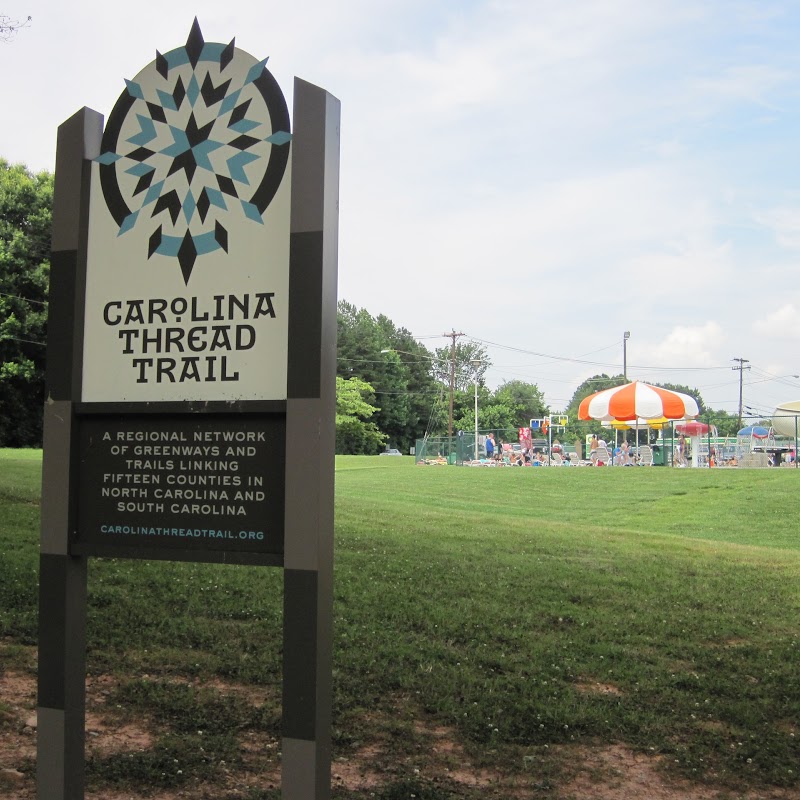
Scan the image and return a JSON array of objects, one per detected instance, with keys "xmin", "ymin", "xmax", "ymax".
[{"xmin": 38, "ymin": 21, "xmax": 338, "ymax": 799}]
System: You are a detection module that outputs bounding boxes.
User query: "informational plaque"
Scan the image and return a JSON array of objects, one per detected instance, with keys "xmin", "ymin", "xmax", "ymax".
[{"xmin": 76, "ymin": 415, "xmax": 285, "ymax": 557}]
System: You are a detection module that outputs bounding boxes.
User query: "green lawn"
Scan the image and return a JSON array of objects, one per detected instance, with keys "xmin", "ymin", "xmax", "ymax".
[{"xmin": 1, "ymin": 451, "xmax": 798, "ymax": 798}]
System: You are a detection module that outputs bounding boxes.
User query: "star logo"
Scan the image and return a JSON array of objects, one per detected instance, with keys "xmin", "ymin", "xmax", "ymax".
[{"xmin": 95, "ymin": 20, "xmax": 291, "ymax": 284}]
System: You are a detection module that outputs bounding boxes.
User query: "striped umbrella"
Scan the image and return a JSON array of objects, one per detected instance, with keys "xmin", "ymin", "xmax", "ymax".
[{"xmin": 578, "ymin": 381, "xmax": 699, "ymax": 422}]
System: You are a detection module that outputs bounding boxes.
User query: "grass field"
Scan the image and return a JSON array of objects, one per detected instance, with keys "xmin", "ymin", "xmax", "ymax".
[{"xmin": 1, "ymin": 451, "xmax": 799, "ymax": 799}]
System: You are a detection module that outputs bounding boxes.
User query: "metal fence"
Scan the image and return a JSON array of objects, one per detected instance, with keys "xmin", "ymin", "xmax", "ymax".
[{"xmin": 413, "ymin": 415, "xmax": 800, "ymax": 468}]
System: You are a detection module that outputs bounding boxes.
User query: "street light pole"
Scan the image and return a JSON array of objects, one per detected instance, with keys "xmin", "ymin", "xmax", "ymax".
[
  {"xmin": 470, "ymin": 359, "xmax": 482, "ymax": 461},
  {"xmin": 623, "ymin": 331, "xmax": 630, "ymax": 381}
]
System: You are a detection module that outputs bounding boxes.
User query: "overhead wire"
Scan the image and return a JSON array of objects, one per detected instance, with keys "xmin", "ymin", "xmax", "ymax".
[
  {"xmin": 468, "ymin": 335, "xmax": 731, "ymax": 372},
  {"xmin": 0, "ymin": 291, "xmax": 47, "ymax": 306}
]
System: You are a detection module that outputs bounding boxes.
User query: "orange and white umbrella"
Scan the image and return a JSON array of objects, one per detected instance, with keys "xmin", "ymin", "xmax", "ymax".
[{"xmin": 579, "ymin": 381, "xmax": 699, "ymax": 422}]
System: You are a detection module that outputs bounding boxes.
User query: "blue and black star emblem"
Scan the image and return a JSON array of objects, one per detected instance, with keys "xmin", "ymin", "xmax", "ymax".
[{"xmin": 96, "ymin": 19, "xmax": 291, "ymax": 284}]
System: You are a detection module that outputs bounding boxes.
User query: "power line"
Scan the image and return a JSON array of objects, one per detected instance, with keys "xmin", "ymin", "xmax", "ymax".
[
  {"xmin": 469, "ymin": 335, "xmax": 729, "ymax": 372},
  {"xmin": 0, "ymin": 291, "xmax": 47, "ymax": 306},
  {"xmin": 2, "ymin": 336, "xmax": 46, "ymax": 347},
  {"xmin": 372, "ymin": 390, "xmax": 441, "ymax": 396}
]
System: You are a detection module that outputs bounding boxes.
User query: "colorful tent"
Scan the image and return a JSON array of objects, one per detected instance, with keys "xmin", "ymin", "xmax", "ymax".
[{"xmin": 579, "ymin": 381, "xmax": 699, "ymax": 422}]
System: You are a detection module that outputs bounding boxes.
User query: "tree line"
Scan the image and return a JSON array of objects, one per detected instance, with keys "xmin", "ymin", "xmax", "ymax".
[
  {"xmin": 0, "ymin": 160, "xmax": 51, "ymax": 446},
  {"xmin": 0, "ymin": 159, "xmax": 745, "ymax": 451},
  {"xmin": 335, "ymin": 308, "xmax": 743, "ymax": 453},
  {"xmin": 336, "ymin": 301, "xmax": 550, "ymax": 453}
]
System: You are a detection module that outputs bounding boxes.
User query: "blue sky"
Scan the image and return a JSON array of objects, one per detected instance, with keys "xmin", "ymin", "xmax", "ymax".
[{"xmin": 2, "ymin": 0, "xmax": 800, "ymax": 417}]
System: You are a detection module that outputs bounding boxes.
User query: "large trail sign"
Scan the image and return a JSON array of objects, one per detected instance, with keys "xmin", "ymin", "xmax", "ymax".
[
  {"xmin": 38, "ymin": 20, "xmax": 339, "ymax": 799},
  {"xmin": 83, "ymin": 28, "xmax": 292, "ymax": 403}
]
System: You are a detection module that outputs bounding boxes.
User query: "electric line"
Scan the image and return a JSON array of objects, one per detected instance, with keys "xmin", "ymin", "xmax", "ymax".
[
  {"xmin": 0, "ymin": 291, "xmax": 47, "ymax": 306},
  {"xmin": 2, "ymin": 336, "xmax": 46, "ymax": 347},
  {"xmin": 468, "ymin": 335, "xmax": 729, "ymax": 372}
]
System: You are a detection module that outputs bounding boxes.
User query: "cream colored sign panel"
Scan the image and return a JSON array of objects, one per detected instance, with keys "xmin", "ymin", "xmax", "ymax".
[{"xmin": 83, "ymin": 23, "xmax": 291, "ymax": 402}]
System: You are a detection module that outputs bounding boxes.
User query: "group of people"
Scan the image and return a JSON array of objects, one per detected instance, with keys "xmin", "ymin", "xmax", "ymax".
[
  {"xmin": 481, "ymin": 433, "xmax": 572, "ymax": 466},
  {"xmin": 588, "ymin": 434, "xmax": 640, "ymax": 466}
]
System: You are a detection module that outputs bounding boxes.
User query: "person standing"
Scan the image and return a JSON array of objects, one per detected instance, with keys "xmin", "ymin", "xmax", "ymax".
[
  {"xmin": 589, "ymin": 434, "xmax": 599, "ymax": 464},
  {"xmin": 485, "ymin": 432, "xmax": 495, "ymax": 460}
]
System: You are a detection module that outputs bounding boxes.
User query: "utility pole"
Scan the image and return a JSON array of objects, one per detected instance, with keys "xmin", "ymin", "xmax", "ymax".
[
  {"xmin": 732, "ymin": 357, "xmax": 750, "ymax": 430},
  {"xmin": 443, "ymin": 330, "xmax": 464, "ymax": 438}
]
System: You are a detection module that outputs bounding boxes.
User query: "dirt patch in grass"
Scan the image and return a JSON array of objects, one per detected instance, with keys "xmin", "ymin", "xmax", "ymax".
[
  {"xmin": 558, "ymin": 744, "xmax": 800, "ymax": 800},
  {"xmin": 85, "ymin": 715, "xmax": 154, "ymax": 756},
  {"xmin": 333, "ymin": 742, "xmax": 385, "ymax": 791},
  {"xmin": 1, "ymin": 670, "xmax": 799, "ymax": 800},
  {"xmin": 0, "ymin": 670, "xmax": 36, "ymax": 800},
  {"xmin": 775, "ymin": 720, "xmax": 797, "ymax": 736},
  {"xmin": 558, "ymin": 744, "xmax": 714, "ymax": 800},
  {"xmin": 574, "ymin": 679, "xmax": 624, "ymax": 696},
  {"xmin": 331, "ymin": 718, "xmax": 536, "ymax": 798}
]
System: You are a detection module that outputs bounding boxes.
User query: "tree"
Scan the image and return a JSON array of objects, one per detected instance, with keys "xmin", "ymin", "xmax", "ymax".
[
  {"xmin": 452, "ymin": 384, "xmax": 491, "ymax": 433},
  {"xmin": 0, "ymin": 15, "xmax": 31, "ymax": 42},
  {"xmin": 336, "ymin": 376, "xmax": 387, "ymax": 454},
  {"xmin": 432, "ymin": 340, "xmax": 490, "ymax": 391},
  {"xmin": 0, "ymin": 160, "xmax": 53, "ymax": 446},
  {"xmin": 493, "ymin": 380, "xmax": 549, "ymax": 426},
  {"xmin": 561, "ymin": 374, "xmax": 626, "ymax": 440},
  {"xmin": 336, "ymin": 301, "xmax": 439, "ymax": 452},
  {"xmin": 704, "ymin": 408, "xmax": 740, "ymax": 437},
  {"xmin": 451, "ymin": 380, "xmax": 549, "ymax": 445}
]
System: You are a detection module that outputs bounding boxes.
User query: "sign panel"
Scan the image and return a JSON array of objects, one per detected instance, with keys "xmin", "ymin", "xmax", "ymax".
[
  {"xmin": 39, "ymin": 21, "xmax": 338, "ymax": 800},
  {"xmin": 82, "ymin": 25, "xmax": 292, "ymax": 402},
  {"xmin": 76, "ymin": 414, "xmax": 285, "ymax": 556}
]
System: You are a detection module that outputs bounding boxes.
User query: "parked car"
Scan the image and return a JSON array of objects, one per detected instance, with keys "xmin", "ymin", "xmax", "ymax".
[{"xmin": 379, "ymin": 448, "xmax": 402, "ymax": 456}]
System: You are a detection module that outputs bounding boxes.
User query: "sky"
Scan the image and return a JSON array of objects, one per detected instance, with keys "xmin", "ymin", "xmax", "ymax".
[{"xmin": 2, "ymin": 0, "xmax": 800, "ymax": 419}]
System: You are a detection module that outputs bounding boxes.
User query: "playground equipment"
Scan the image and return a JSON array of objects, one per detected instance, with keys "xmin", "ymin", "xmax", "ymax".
[
  {"xmin": 771, "ymin": 401, "xmax": 800, "ymax": 438},
  {"xmin": 530, "ymin": 415, "xmax": 568, "ymax": 465}
]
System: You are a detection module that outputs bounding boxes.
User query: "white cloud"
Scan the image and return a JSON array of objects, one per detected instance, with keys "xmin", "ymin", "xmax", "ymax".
[
  {"xmin": 1, "ymin": 0, "xmax": 799, "ymax": 417},
  {"xmin": 690, "ymin": 65, "xmax": 790, "ymax": 110},
  {"xmin": 636, "ymin": 322, "xmax": 726, "ymax": 368},
  {"xmin": 755, "ymin": 207, "xmax": 800, "ymax": 249},
  {"xmin": 753, "ymin": 304, "xmax": 800, "ymax": 338}
]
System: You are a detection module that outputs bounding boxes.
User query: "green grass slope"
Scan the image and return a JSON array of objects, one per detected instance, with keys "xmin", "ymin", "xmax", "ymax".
[{"xmin": 0, "ymin": 451, "xmax": 797, "ymax": 796}]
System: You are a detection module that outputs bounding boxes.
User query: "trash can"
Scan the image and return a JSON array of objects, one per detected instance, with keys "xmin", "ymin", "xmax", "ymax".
[
  {"xmin": 652, "ymin": 445, "xmax": 664, "ymax": 466},
  {"xmin": 448, "ymin": 452, "xmax": 457, "ymax": 465}
]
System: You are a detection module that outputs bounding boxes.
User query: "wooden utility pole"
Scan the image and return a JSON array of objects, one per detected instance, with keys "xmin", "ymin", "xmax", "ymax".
[
  {"xmin": 732, "ymin": 357, "xmax": 750, "ymax": 430},
  {"xmin": 443, "ymin": 330, "xmax": 464, "ymax": 438}
]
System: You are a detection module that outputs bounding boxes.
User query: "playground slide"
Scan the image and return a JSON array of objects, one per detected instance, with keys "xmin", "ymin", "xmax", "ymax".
[{"xmin": 771, "ymin": 400, "xmax": 800, "ymax": 437}]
